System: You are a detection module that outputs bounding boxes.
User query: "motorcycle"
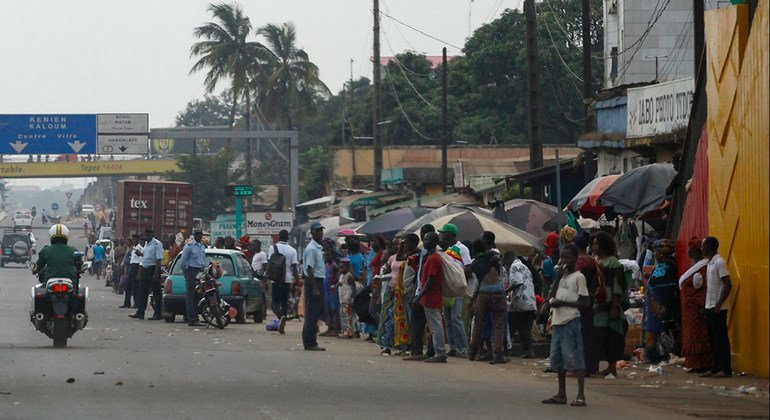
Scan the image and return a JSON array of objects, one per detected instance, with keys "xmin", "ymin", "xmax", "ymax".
[
  {"xmin": 195, "ymin": 261, "xmax": 237, "ymax": 329},
  {"xmin": 28, "ymin": 253, "xmax": 92, "ymax": 348}
]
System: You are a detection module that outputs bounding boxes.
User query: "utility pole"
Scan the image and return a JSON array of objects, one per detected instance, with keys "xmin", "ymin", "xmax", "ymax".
[
  {"xmin": 693, "ymin": 0, "xmax": 704, "ymax": 76},
  {"xmin": 348, "ymin": 58, "xmax": 357, "ymax": 179},
  {"xmin": 524, "ymin": 0, "xmax": 543, "ymax": 197},
  {"xmin": 441, "ymin": 47, "xmax": 449, "ymax": 192},
  {"xmin": 372, "ymin": 0, "xmax": 383, "ymax": 191},
  {"xmin": 581, "ymin": 0, "xmax": 596, "ymax": 182}
]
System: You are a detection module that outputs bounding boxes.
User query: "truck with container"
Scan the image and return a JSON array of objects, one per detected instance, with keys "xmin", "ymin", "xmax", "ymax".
[{"xmin": 114, "ymin": 180, "xmax": 194, "ymax": 240}]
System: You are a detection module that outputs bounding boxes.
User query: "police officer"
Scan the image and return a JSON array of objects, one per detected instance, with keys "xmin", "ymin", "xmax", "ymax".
[
  {"xmin": 130, "ymin": 229, "xmax": 164, "ymax": 320},
  {"xmin": 179, "ymin": 230, "xmax": 206, "ymax": 327},
  {"xmin": 34, "ymin": 224, "xmax": 79, "ymax": 287}
]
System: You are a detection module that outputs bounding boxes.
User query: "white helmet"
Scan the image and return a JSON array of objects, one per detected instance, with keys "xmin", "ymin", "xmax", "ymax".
[{"xmin": 49, "ymin": 224, "xmax": 70, "ymax": 241}]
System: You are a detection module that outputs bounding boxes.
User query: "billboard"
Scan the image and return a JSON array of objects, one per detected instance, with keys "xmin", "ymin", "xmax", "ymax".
[
  {"xmin": 245, "ymin": 212, "xmax": 293, "ymax": 235},
  {"xmin": 626, "ymin": 78, "xmax": 694, "ymax": 138}
]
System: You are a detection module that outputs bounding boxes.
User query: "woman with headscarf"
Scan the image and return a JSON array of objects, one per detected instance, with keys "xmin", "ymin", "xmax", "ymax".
[
  {"xmin": 591, "ymin": 231, "xmax": 628, "ymax": 378},
  {"xmin": 645, "ymin": 239, "xmax": 679, "ymax": 363},
  {"xmin": 678, "ymin": 237, "xmax": 713, "ymax": 372}
]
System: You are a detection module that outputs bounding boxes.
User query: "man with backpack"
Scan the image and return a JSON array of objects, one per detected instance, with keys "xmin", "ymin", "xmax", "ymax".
[{"xmin": 264, "ymin": 229, "xmax": 299, "ymax": 334}]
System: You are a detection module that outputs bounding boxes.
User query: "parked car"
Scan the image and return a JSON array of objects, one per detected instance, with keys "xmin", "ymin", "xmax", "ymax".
[
  {"xmin": 1, "ymin": 230, "xmax": 35, "ymax": 267},
  {"xmin": 162, "ymin": 249, "xmax": 266, "ymax": 324},
  {"xmin": 81, "ymin": 205, "xmax": 95, "ymax": 215}
]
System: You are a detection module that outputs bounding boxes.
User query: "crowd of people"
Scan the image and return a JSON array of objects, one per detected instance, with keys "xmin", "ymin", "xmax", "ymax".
[{"xmin": 84, "ymin": 217, "xmax": 734, "ymax": 407}]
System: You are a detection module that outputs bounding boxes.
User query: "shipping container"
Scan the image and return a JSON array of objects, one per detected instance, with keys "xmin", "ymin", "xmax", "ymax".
[{"xmin": 115, "ymin": 180, "xmax": 194, "ymax": 240}]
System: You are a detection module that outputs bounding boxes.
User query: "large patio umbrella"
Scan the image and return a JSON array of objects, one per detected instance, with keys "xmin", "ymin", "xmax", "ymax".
[
  {"xmin": 500, "ymin": 199, "xmax": 559, "ymax": 238},
  {"xmin": 408, "ymin": 211, "xmax": 543, "ymax": 256},
  {"xmin": 598, "ymin": 163, "xmax": 676, "ymax": 218},
  {"xmin": 567, "ymin": 175, "xmax": 620, "ymax": 220},
  {"xmin": 397, "ymin": 204, "xmax": 488, "ymax": 237},
  {"xmin": 359, "ymin": 207, "xmax": 431, "ymax": 240}
]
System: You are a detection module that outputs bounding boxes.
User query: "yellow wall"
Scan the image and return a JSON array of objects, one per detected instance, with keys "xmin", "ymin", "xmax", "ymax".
[
  {"xmin": 332, "ymin": 146, "xmax": 578, "ymax": 187},
  {"xmin": 705, "ymin": 3, "xmax": 769, "ymax": 377}
]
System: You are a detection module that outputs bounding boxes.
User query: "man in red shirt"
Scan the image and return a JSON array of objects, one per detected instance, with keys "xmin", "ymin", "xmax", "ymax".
[{"xmin": 414, "ymin": 232, "xmax": 446, "ymax": 363}]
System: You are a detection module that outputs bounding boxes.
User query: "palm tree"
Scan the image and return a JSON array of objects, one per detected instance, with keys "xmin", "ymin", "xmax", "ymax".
[
  {"xmin": 189, "ymin": 3, "xmax": 266, "ymax": 185},
  {"xmin": 255, "ymin": 22, "xmax": 331, "ymax": 130}
]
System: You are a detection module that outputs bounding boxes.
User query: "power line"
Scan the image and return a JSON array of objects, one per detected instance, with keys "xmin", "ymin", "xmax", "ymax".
[
  {"xmin": 379, "ymin": 10, "xmax": 464, "ymax": 50},
  {"xmin": 616, "ymin": 0, "xmax": 672, "ymax": 81},
  {"xmin": 384, "ymin": 66, "xmax": 440, "ymax": 141},
  {"xmin": 659, "ymin": 11, "xmax": 693, "ymax": 79},
  {"xmin": 537, "ymin": 4, "xmax": 584, "ymax": 84},
  {"xmin": 382, "ymin": 29, "xmax": 442, "ymax": 113}
]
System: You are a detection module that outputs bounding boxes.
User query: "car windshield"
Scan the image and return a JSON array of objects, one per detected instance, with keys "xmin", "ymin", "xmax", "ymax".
[{"xmin": 170, "ymin": 253, "xmax": 235, "ymax": 277}]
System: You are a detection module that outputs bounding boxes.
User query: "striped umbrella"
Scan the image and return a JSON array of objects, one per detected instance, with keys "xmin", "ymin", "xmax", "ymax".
[
  {"xmin": 409, "ymin": 211, "xmax": 543, "ymax": 256},
  {"xmin": 567, "ymin": 175, "xmax": 620, "ymax": 220}
]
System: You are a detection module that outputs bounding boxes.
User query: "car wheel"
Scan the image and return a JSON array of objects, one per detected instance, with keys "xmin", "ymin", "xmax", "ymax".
[
  {"xmin": 0, "ymin": 260, "xmax": 4, "ymax": 268},
  {"xmin": 235, "ymin": 301, "xmax": 246, "ymax": 324},
  {"xmin": 253, "ymin": 294, "xmax": 266, "ymax": 323},
  {"xmin": 164, "ymin": 314, "xmax": 175, "ymax": 323}
]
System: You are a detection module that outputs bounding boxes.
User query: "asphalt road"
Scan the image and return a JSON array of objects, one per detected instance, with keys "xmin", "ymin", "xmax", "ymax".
[{"xmin": 0, "ymin": 227, "xmax": 744, "ymax": 419}]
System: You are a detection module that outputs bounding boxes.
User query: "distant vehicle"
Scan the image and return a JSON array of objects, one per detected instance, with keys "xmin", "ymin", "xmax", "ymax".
[
  {"xmin": 162, "ymin": 249, "xmax": 266, "ymax": 324},
  {"xmin": 13, "ymin": 213, "xmax": 33, "ymax": 229},
  {"xmin": 97, "ymin": 227, "xmax": 114, "ymax": 241},
  {"xmin": 81, "ymin": 205, "xmax": 95, "ymax": 215},
  {"xmin": 1, "ymin": 230, "xmax": 36, "ymax": 267}
]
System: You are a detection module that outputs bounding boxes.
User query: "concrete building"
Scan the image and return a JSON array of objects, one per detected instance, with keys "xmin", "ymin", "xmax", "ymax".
[{"xmin": 603, "ymin": 0, "xmax": 695, "ymax": 88}]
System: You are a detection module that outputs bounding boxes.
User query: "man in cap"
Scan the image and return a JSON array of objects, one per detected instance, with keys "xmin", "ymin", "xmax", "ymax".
[
  {"xmin": 179, "ymin": 229, "xmax": 206, "ymax": 326},
  {"xmin": 438, "ymin": 223, "xmax": 471, "ymax": 358},
  {"xmin": 302, "ymin": 221, "xmax": 327, "ymax": 351}
]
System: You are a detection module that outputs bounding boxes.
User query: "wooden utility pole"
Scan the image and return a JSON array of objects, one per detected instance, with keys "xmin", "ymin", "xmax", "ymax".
[
  {"xmin": 348, "ymin": 58, "xmax": 357, "ymax": 179},
  {"xmin": 693, "ymin": 0, "xmax": 704, "ymax": 76},
  {"xmin": 582, "ymin": 0, "xmax": 595, "ymax": 182},
  {"xmin": 524, "ymin": 0, "xmax": 543, "ymax": 177},
  {"xmin": 372, "ymin": 0, "xmax": 383, "ymax": 191},
  {"xmin": 581, "ymin": 0, "xmax": 593, "ymax": 133},
  {"xmin": 441, "ymin": 47, "xmax": 449, "ymax": 192}
]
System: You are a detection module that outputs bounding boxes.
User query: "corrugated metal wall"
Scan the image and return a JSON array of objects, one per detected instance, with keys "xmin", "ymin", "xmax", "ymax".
[
  {"xmin": 675, "ymin": 127, "xmax": 709, "ymax": 274},
  {"xmin": 705, "ymin": 2, "xmax": 769, "ymax": 377}
]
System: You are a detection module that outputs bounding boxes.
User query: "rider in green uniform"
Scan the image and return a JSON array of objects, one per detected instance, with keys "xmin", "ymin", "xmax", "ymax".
[{"xmin": 35, "ymin": 224, "xmax": 79, "ymax": 287}]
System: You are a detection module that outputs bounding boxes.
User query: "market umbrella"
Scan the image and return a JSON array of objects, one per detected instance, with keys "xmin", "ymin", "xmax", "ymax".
[
  {"xmin": 598, "ymin": 163, "xmax": 677, "ymax": 218},
  {"xmin": 501, "ymin": 199, "xmax": 559, "ymax": 238},
  {"xmin": 567, "ymin": 175, "xmax": 621, "ymax": 220},
  {"xmin": 397, "ymin": 204, "xmax": 488, "ymax": 237},
  {"xmin": 408, "ymin": 211, "xmax": 543, "ymax": 256},
  {"xmin": 359, "ymin": 207, "xmax": 431, "ymax": 240}
]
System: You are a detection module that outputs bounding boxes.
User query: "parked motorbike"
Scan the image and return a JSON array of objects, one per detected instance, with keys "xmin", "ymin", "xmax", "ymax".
[
  {"xmin": 28, "ymin": 254, "xmax": 92, "ymax": 348},
  {"xmin": 196, "ymin": 261, "xmax": 237, "ymax": 329}
]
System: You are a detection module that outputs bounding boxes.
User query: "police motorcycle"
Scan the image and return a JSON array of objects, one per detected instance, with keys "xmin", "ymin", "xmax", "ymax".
[{"xmin": 29, "ymin": 225, "xmax": 92, "ymax": 348}]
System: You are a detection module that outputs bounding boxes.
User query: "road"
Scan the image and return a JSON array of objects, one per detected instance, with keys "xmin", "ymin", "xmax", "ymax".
[{"xmin": 0, "ymin": 227, "xmax": 765, "ymax": 419}]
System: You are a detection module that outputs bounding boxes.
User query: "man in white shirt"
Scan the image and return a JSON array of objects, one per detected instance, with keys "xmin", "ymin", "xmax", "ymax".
[
  {"xmin": 700, "ymin": 237, "xmax": 733, "ymax": 378},
  {"xmin": 264, "ymin": 230, "xmax": 299, "ymax": 334},
  {"xmin": 540, "ymin": 245, "xmax": 589, "ymax": 407},
  {"xmin": 120, "ymin": 235, "xmax": 144, "ymax": 309},
  {"xmin": 251, "ymin": 239, "xmax": 268, "ymax": 276}
]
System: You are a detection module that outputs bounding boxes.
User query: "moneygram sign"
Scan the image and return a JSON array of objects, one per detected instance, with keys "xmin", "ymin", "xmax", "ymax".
[
  {"xmin": 626, "ymin": 78, "xmax": 694, "ymax": 138},
  {"xmin": 245, "ymin": 212, "xmax": 293, "ymax": 235}
]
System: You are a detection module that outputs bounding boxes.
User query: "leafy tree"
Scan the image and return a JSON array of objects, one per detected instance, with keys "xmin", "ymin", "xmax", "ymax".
[
  {"xmin": 175, "ymin": 92, "xmax": 237, "ymax": 127},
  {"xmin": 190, "ymin": 3, "xmax": 269, "ymax": 184},
  {"xmin": 166, "ymin": 149, "xmax": 245, "ymax": 220},
  {"xmin": 254, "ymin": 22, "xmax": 331, "ymax": 130}
]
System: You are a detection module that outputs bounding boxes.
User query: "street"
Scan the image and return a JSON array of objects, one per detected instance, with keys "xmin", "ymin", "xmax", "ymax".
[{"xmin": 0, "ymin": 228, "xmax": 766, "ymax": 420}]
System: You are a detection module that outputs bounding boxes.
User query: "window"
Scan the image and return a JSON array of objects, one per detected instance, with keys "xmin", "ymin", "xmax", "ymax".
[{"xmin": 170, "ymin": 253, "xmax": 235, "ymax": 276}]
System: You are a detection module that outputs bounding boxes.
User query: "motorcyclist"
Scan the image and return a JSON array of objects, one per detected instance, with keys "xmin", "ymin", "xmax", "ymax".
[{"xmin": 34, "ymin": 224, "xmax": 80, "ymax": 288}]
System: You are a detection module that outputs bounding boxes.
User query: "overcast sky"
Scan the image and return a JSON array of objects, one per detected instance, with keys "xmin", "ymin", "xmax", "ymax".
[{"xmin": 0, "ymin": 0, "xmax": 523, "ymax": 130}]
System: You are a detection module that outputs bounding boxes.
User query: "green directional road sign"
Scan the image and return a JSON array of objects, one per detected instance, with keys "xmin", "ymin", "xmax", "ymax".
[{"xmin": 225, "ymin": 184, "xmax": 254, "ymax": 197}]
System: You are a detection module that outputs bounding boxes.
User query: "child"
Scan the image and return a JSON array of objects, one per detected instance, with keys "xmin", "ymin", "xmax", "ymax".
[{"xmin": 337, "ymin": 258, "xmax": 358, "ymax": 339}]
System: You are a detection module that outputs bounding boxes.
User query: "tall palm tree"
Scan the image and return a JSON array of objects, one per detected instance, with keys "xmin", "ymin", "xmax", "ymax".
[
  {"xmin": 189, "ymin": 3, "xmax": 266, "ymax": 185},
  {"xmin": 255, "ymin": 22, "xmax": 331, "ymax": 130}
]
